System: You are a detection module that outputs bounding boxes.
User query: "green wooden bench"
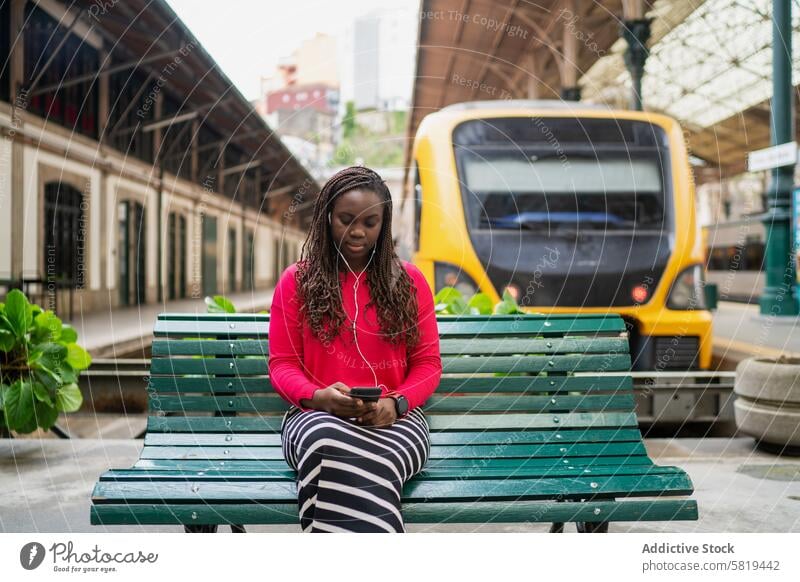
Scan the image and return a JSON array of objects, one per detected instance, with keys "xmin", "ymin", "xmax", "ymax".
[{"xmin": 90, "ymin": 312, "xmax": 698, "ymax": 532}]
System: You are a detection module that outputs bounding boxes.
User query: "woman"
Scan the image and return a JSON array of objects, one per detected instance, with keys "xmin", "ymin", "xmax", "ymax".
[{"xmin": 269, "ymin": 165, "xmax": 442, "ymax": 533}]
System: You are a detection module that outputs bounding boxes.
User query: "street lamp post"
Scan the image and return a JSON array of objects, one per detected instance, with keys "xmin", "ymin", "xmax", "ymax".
[{"xmin": 760, "ymin": 0, "xmax": 800, "ymax": 316}]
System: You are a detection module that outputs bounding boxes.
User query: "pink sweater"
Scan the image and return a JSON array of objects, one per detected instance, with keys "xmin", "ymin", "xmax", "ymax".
[{"xmin": 268, "ymin": 260, "xmax": 442, "ymax": 412}]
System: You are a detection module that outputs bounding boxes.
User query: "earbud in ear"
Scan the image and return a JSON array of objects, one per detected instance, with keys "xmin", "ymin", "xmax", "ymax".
[{"xmin": 327, "ymin": 212, "xmax": 332, "ymax": 224}]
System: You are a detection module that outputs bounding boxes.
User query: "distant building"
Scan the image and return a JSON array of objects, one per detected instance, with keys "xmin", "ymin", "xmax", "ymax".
[
  {"xmin": 257, "ymin": 33, "xmax": 342, "ymax": 178},
  {"xmin": 261, "ymin": 33, "xmax": 339, "ymax": 94},
  {"xmin": 339, "ymin": 7, "xmax": 417, "ymax": 113}
]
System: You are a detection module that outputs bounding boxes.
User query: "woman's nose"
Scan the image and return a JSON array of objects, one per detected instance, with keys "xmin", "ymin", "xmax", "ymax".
[{"xmin": 349, "ymin": 226, "xmax": 366, "ymax": 239}]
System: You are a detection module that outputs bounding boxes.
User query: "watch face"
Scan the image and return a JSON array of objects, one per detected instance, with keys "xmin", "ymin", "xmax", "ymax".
[{"xmin": 395, "ymin": 395, "xmax": 409, "ymax": 416}]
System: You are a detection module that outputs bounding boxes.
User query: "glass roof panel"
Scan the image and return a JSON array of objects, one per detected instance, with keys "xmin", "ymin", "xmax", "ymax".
[{"xmin": 640, "ymin": 0, "xmax": 800, "ymax": 129}]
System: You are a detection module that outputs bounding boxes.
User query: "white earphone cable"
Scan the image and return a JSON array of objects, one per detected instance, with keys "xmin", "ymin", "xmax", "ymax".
[{"xmin": 334, "ymin": 241, "xmax": 380, "ymax": 389}]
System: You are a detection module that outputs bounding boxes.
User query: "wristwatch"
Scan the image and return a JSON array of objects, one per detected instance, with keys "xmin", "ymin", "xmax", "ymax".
[{"xmin": 388, "ymin": 393, "xmax": 409, "ymax": 418}]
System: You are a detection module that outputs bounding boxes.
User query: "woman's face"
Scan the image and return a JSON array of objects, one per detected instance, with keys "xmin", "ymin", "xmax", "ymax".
[{"xmin": 329, "ymin": 188, "xmax": 384, "ymax": 266}]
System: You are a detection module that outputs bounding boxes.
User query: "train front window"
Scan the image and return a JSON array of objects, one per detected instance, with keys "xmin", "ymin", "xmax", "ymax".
[
  {"xmin": 449, "ymin": 116, "xmax": 674, "ymax": 308},
  {"xmin": 458, "ymin": 152, "xmax": 666, "ymax": 231},
  {"xmin": 452, "ymin": 117, "xmax": 672, "ymax": 234}
]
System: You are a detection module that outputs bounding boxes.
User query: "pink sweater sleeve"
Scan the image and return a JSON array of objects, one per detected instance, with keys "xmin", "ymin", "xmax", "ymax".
[
  {"xmin": 268, "ymin": 266, "xmax": 321, "ymax": 410},
  {"xmin": 392, "ymin": 265, "xmax": 443, "ymax": 411}
]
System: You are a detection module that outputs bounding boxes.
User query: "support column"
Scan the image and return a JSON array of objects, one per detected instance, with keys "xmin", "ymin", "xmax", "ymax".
[
  {"xmin": 154, "ymin": 92, "xmax": 164, "ymax": 303},
  {"xmin": 524, "ymin": 54, "xmax": 539, "ymax": 99},
  {"xmin": 9, "ymin": 0, "xmax": 26, "ymax": 283},
  {"xmin": 620, "ymin": 1, "xmax": 651, "ymax": 111},
  {"xmin": 560, "ymin": 0, "xmax": 581, "ymax": 101},
  {"xmin": 190, "ymin": 118, "xmax": 199, "ymax": 183},
  {"xmin": 760, "ymin": 0, "xmax": 799, "ymax": 315},
  {"xmin": 98, "ymin": 48, "xmax": 110, "ymax": 292}
]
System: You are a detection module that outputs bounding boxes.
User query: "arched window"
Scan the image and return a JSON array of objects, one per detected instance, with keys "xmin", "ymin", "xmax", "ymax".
[{"xmin": 43, "ymin": 182, "xmax": 85, "ymax": 289}]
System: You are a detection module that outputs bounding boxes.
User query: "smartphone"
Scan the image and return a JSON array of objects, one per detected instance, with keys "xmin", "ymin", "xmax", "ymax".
[{"xmin": 349, "ymin": 387, "xmax": 382, "ymax": 402}]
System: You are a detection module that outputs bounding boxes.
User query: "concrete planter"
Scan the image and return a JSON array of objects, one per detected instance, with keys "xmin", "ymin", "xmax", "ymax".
[{"xmin": 734, "ymin": 357, "xmax": 800, "ymax": 450}]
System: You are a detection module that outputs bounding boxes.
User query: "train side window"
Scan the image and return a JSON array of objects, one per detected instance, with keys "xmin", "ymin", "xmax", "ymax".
[{"xmin": 413, "ymin": 163, "xmax": 422, "ymax": 252}]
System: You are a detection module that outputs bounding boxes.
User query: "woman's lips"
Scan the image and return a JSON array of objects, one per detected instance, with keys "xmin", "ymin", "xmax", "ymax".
[{"xmin": 345, "ymin": 242, "xmax": 366, "ymax": 252}]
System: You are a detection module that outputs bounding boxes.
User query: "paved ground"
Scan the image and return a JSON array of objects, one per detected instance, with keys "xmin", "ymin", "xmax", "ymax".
[
  {"xmin": 1, "ymin": 437, "xmax": 797, "ymax": 533},
  {"xmin": 64, "ymin": 288, "xmax": 275, "ymax": 358},
  {"xmin": 712, "ymin": 301, "xmax": 800, "ymax": 362}
]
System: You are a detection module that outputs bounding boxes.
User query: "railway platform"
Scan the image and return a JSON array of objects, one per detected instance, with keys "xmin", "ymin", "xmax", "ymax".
[{"xmin": 712, "ymin": 301, "xmax": 800, "ymax": 365}]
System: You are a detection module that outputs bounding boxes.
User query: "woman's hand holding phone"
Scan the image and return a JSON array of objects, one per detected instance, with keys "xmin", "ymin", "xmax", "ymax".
[
  {"xmin": 356, "ymin": 398, "xmax": 397, "ymax": 428},
  {"xmin": 308, "ymin": 382, "xmax": 377, "ymax": 417}
]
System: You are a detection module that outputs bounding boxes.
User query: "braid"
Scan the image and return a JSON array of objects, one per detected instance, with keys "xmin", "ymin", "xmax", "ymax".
[{"xmin": 295, "ymin": 166, "xmax": 420, "ymax": 349}]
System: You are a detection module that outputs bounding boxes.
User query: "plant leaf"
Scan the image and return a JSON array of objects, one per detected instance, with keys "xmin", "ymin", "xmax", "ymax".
[
  {"xmin": 66, "ymin": 343, "xmax": 92, "ymax": 371},
  {"xmin": 56, "ymin": 383, "xmax": 83, "ymax": 413},
  {"xmin": 34, "ymin": 398, "xmax": 59, "ymax": 430},
  {"xmin": 205, "ymin": 295, "xmax": 236, "ymax": 313},
  {"xmin": 4, "ymin": 289, "xmax": 32, "ymax": 339},
  {"xmin": 32, "ymin": 310, "xmax": 63, "ymax": 342},
  {"xmin": 494, "ymin": 289, "xmax": 524, "ymax": 315},
  {"xmin": 60, "ymin": 325, "xmax": 78, "ymax": 343},
  {"xmin": 28, "ymin": 343, "xmax": 68, "ymax": 383},
  {"xmin": 0, "ymin": 326, "xmax": 14, "ymax": 352},
  {"xmin": 433, "ymin": 287, "xmax": 469, "ymax": 315},
  {"xmin": 32, "ymin": 382, "xmax": 53, "ymax": 405},
  {"xmin": 467, "ymin": 293, "xmax": 493, "ymax": 315},
  {"xmin": 0, "ymin": 383, "xmax": 7, "ymax": 411},
  {"xmin": 3, "ymin": 380, "xmax": 37, "ymax": 433}
]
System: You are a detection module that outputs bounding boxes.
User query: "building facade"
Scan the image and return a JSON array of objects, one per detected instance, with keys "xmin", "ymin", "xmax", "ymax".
[{"xmin": 0, "ymin": 0, "xmax": 316, "ymax": 317}]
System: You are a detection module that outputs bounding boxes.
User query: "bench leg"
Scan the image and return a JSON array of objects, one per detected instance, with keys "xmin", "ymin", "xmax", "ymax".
[
  {"xmin": 576, "ymin": 521, "xmax": 610, "ymax": 533},
  {"xmin": 231, "ymin": 524, "xmax": 246, "ymax": 533},
  {"xmin": 184, "ymin": 525, "xmax": 218, "ymax": 533},
  {"xmin": 549, "ymin": 522, "xmax": 565, "ymax": 533}
]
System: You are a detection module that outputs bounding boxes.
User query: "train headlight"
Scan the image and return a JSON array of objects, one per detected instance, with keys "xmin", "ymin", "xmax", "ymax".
[
  {"xmin": 434, "ymin": 262, "xmax": 479, "ymax": 296},
  {"xmin": 631, "ymin": 285, "xmax": 649, "ymax": 304},
  {"xmin": 667, "ymin": 264, "xmax": 707, "ymax": 310}
]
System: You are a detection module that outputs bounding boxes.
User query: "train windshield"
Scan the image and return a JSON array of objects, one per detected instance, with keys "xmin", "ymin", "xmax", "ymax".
[
  {"xmin": 453, "ymin": 117, "xmax": 671, "ymax": 233},
  {"xmin": 459, "ymin": 153, "xmax": 666, "ymax": 231},
  {"xmin": 450, "ymin": 116, "xmax": 674, "ymax": 308}
]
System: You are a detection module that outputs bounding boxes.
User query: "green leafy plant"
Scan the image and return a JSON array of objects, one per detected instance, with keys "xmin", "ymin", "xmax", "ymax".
[
  {"xmin": 434, "ymin": 287, "xmax": 524, "ymax": 315},
  {"xmin": 204, "ymin": 295, "xmax": 268, "ymax": 315},
  {"xmin": 205, "ymin": 295, "xmax": 236, "ymax": 313},
  {"xmin": 0, "ymin": 289, "xmax": 90, "ymax": 434}
]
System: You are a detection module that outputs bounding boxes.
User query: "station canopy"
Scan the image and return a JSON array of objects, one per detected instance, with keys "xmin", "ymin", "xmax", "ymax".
[
  {"xmin": 409, "ymin": 0, "xmax": 800, "ymax": 180},
  {"xmin": 66, "ymin": 0, "xmax": 318, "ymax": 224}
]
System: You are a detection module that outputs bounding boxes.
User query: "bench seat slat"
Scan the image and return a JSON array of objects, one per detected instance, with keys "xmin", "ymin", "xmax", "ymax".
[
  {"xmin": 100, "ymin": 464, "xmax": 684, "ymax": 482},
  {"xmin": 138, "ymin": 441, "xmax": 648, "ymax": 461},
  {"xmin": 144, "ymin": 428, "xmax": 644, "ymax": 447},
  {"xmin": 132, "ymin": 455, "xmax": 655, "ymax": 472},
  {"xmin": 91, "ymin": 472, "xmax": 692, "ymax": 503},
  {"xmin": 92, "ymin": 498, "xmax": 698, "ymax": 526}
]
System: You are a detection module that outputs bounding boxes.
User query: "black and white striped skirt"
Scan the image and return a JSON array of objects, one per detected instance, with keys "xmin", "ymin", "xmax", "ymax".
[{"xmin": 280, "ymin": 406, "xmax": 431, "ymax": 532}]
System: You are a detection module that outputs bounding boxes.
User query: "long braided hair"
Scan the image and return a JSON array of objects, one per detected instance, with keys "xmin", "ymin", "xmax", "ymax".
[{"xmin": 295, "ymin": 166, "xmax": 420, "ymax": 349}]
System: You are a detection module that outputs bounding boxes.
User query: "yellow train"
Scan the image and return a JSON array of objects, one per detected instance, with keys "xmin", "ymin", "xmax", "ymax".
[{"xmin": 401, "ymin": 100, "xmax": 712, "ymax": 370}]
